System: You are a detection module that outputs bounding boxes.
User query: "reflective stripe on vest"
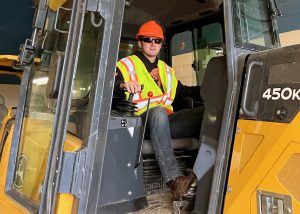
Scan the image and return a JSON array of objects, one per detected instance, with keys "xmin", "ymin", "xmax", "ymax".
[
  {"xmin": 165, "ymin": 64, "xmax": 173, "ymax": 106},
  {"xmin": 120, "ymin": 57, "xmax": 136, "ymax": 81},
  {"xmin": 117, "ymin": 57, "xmax": 141, "ymax": 101}
]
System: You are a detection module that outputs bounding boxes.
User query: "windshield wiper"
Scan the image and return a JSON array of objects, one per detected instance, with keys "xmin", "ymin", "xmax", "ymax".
[
  {"xmin": 270, "ymin": 0, "xmax": 282, "ymax": 17},
  {"xmin": 267, "ymin": 0, "xmax": 282, "ymax": 45}
]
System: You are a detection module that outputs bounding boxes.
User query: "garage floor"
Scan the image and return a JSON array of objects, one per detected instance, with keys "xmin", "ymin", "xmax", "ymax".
[{"xmin": 132, "ymin": 191, "xmax": 194, "ymax": 214}]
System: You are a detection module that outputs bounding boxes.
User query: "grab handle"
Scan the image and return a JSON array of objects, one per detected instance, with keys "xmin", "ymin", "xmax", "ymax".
[{"xmin": 241, "ymin": 61, "xmax": 263, "ymax": 117}]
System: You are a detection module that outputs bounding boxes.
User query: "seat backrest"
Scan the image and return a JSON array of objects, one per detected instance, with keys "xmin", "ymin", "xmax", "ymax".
[
  {"xmin": 200, "ymin": 56, "xmax": 228, "ymax": 142},
  {"xmin": 193, "ymin": 55, "xmax": 228, "ymax": 213}
]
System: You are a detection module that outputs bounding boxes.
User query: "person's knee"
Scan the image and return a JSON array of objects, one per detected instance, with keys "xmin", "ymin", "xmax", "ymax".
[{"xmin": 148, "ymin": 107, "xmax": 169, "ymax": 126}]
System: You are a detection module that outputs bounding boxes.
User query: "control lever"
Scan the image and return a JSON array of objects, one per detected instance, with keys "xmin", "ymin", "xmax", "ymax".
[
  {"xmin": 128, "ymin": 93, "xmax": 134, "ymax": 101},
  {"xmin": 128, "ymin": 84, "xmax": 144, "ymax": 101},
  {"xmin": 135, "ymin": 91, "xmax": 153, "ymax": 168},
  {"xmin": 115, "ymin": 85, "xmax": 144, "ymax": 116}
]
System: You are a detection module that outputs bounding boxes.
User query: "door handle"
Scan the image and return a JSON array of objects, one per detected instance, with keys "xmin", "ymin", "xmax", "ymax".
[{"xmin": 241, "ymin": 61, "xmax": 263, "ymax": 117}]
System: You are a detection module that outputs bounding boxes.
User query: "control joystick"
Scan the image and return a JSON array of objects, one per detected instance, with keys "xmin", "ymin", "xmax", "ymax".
[{"xmin": 114, "ymin": 85, "xmax": 144, "ymax": 116}]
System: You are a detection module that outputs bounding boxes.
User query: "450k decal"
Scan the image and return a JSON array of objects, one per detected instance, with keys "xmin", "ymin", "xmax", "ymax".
[{"xmin": 262, "ymin": 87, "xmax": 300, "ymax": 100}]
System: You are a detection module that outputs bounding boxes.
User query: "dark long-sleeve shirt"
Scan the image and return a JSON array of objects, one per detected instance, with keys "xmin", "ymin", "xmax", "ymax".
[{"xmin": 114, "ymin": 51, "xmax": 200, "ymax": 99}]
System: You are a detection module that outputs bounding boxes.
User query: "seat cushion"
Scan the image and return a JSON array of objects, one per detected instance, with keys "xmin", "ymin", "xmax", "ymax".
[{"xmin": 142, "ymin": 138, "xmax": 199, "ymax": 155}]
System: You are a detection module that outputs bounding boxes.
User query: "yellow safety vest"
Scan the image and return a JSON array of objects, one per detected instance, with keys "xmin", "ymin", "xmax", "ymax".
[{"xmin": 117, "ymin": 55, "xmax": 178, "ymax": 115}]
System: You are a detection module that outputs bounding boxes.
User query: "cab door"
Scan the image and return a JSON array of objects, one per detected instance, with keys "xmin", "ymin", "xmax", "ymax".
[
  {"xmin": 0, "ymin": 0, "xmax": 124, "ymax": 214},
  {"xmin": 0, "ymin": 0, "xmax": 77, "ymax": 213},
  {"xmin": 0, "ymin": 0, "xmax": 124, "ymax": 213}
]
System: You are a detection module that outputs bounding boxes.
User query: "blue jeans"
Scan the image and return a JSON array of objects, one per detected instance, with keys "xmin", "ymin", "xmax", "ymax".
[{"xmin": 141, "ymin": 106, "xmax": 203, "ymax": 183}]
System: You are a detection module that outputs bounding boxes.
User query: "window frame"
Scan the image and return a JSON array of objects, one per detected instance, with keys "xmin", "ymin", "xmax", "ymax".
[{"xmin": 232, "ymin": 0, "xmax": 280, "ymax": 51}]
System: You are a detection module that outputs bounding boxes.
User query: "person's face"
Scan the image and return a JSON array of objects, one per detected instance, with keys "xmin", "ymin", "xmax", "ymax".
[{"xmin": 138, "ymin": 37, "xmax": 162, "ymax": 58}]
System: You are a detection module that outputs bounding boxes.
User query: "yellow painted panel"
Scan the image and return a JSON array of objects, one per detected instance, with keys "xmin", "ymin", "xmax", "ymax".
[
  {"xmin": 55, "ymin": 193, "xmax": 78, "ymax": 214},
  {"xmin": 239, "ymin": 133, "xmax": 264, "ymax": 173},
  {"xmin": 0, "ymin": 110, "xmax": 82, "ymax": 213},
  {"xmin": 277, "ymin": 153, "xmax": 300, "ymax": 202},
  {"xmin": 0, "ymin": 122, "xmax": 82, "ymax": 213},
  {"xmin": 0, "ymin": 124, "xmax": 30, "ymax": 214},
  {"xmin": 0, "ymin": 55, "xmax": 23, "ymax": 80},
  {"xmin": 0, "ymin": 55, "xmax": 18, "ymax": 62},
  {"xmin": 48, "ymin": 0, "xmax": 68, "ymax": 11},
  {"xmin": 224, "ymin": 113, "xmax": 300, "ymax": 214},
  {"xmin": 64, "ymin": 133, "xmax": 83, "ymax": 152},
  {"xmin": 0, "ymin": 56, "xmax": 17, "ymax": 67},
  {"xmin": 0, "ymin": 55, "xmax": 18, "ymax": 60},
  {"xmin": 15, "ymin": 118, "xmax": 53, "ymax": 203},
  {"xmin": 0, "ymin": 55, "xmax": 39, "ymax": 65},
  {"xmin": 250, "ymin": 143, "xmax": 300, "ymax": 213}
]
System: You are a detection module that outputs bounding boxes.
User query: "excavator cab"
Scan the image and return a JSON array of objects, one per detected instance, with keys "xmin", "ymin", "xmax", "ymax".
[{"xmin": 1, "ymin": 0, "xmax": 300, "ymax": 213}]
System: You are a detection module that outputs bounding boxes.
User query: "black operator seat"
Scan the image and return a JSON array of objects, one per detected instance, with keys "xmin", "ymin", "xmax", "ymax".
[
  {"xmin": 193, "ymin": 55, "xmax": 228, "ymax": 213},
  {"xmin": 141, "ymin": 56, "xmax": 227, "ymax": 157},
  {"xmin": 141, "ymin": 87, "xmax": 201, "ymax": 154},
  {"xmin": 142, "ymin": 138, "xmax": 199, "ymax": 155}
]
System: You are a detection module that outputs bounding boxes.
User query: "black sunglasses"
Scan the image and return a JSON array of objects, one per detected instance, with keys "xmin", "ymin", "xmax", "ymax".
[{"xmin": 141, "ymin": 37, "xmax": 162, "ymax": 44}]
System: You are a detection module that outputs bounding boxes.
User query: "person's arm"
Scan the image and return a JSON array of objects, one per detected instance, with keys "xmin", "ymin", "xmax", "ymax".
[
  {"xmin": 114, "ymin": 68, "xmax": 126, "ymax": 97},
  {"xmin": 176, "ymin": 81, "xmax": 201, "ymax": 99}
]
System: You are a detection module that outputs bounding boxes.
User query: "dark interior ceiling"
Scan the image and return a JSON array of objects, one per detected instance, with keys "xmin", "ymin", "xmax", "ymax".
[{"xmin": 123, "ymin": 0, "xmax": 223, "ymax": 29}]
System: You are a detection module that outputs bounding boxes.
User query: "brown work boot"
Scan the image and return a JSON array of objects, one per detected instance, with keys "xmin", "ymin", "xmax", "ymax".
[{"xmin": 167, "ymin": 172, "xmax": 197, "ymax": 201}]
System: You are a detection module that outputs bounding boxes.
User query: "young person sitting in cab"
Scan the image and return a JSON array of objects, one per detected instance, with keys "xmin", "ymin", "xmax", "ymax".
[{"xmin": 114, "ymin": 20, "xmax": 203, "ymax": 201}]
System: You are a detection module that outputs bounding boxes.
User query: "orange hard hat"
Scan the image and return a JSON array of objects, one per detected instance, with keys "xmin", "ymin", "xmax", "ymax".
[{"xmin": 136, "ymin": 20, "xmax": 164, "ymax": 40}]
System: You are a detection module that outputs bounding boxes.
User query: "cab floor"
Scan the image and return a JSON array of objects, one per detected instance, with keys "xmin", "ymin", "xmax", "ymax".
[
  {"xmin": 131, "ymin": 191, "xmax": 173, "ymax": 214},
  {"xmin": 132, "ymin": 191, "xmax": 191, "ymax": 214}
]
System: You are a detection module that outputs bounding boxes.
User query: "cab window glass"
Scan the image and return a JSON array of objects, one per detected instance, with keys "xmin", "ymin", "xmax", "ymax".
[
  {"xmin": 118, "ymin": 40, "xmax": 138, "ymax": 60},
  {"xmin": 67, "ymin": 12, "xmax": 104, "ymax": 139},
  {"xmin": 171, "ymin": 31, "xmax": 196, "ymax": 86},
  {"xmin": 171, "ymin": 22, "xmax": 224, "ymax": 86},
  {"xmin": 13, "ymin": 0, "xmax": 72, "ymax": 204},
  {"xmin": 233, "ymin": 0, "xmax": 276, "ymax": 50}
]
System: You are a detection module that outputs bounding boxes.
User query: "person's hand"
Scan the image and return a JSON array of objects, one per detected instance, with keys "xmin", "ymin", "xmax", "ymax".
[{"xmin": 120, "ymin": 81, "xmax": 142, "ymax": 94}]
